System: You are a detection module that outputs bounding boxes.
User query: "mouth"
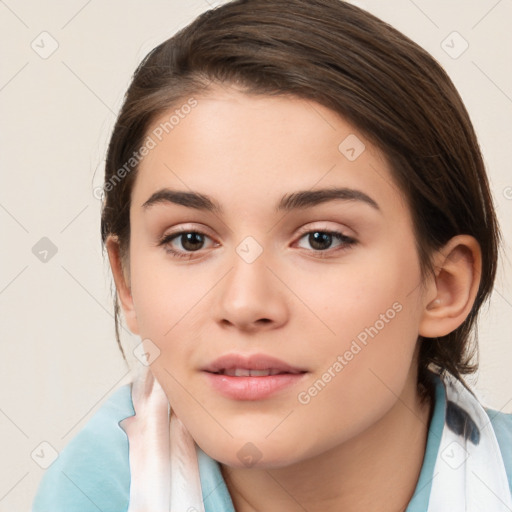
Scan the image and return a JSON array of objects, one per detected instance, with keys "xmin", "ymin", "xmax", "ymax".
[
  {"xmin": 211, "ymin": 368, "xmax": 304, "ymax": 377},
  {"xmin": 202, "ymin": 353, "xmax": 308, "ymax": 400},
  {"xmin": 202, "ymin": 352, "xmax": 307, "ymax": 376}
]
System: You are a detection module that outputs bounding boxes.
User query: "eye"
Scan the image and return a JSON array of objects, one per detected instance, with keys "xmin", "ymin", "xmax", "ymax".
[
  {"xmin": 295, "ymin": 228, "xmax": 357, "ymax": 256},
  {"xmin": 157, "ymin": 229, "xmax": 215, "ymax": 260}
]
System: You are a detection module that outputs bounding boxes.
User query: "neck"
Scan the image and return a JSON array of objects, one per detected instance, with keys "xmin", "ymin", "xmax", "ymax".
[{"xmin": 221, "ymin": 377, "xmax": 434, "ymax": 512}]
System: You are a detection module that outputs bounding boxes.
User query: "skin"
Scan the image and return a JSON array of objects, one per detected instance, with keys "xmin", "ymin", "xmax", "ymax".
[{"xmin": 106, "ymin": 85, "xmax": 482, "ymax": 511}]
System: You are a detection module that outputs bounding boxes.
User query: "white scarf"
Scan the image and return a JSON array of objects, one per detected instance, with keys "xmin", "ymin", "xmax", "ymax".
[
  {"xmin": 119, "ymin": 366, "xmax": 511, "ymax": 511},
  {"xmin": 119, "ymin": 367, "xmax": 205, "ymax": 511},
  {"xmin": 428, "ymin": 371, "xmax": 512, "ymax": 511}
]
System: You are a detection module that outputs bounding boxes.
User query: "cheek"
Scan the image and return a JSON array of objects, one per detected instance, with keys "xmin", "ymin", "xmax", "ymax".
[
  {"xmin": 295, "ymin": 236, "xmax": 422, "ymax": 349},
  {"xmin": 129, "ymin": 242, "xmax": 202, "ymax": 334},
  {"xmin": 292, "ymin": 240, "xmax": 423, "ymax": 409},
  {"xmin": 128, "ymin": 246, "xmax": 216, "ymax": 389},
  {"xmin": 270, "ymin": 274, "xmax": 422, "ymax": 464}
]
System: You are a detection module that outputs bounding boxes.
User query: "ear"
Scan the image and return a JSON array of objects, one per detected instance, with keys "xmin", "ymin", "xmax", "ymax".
[
  {"xmin": 105, "ymin": 235, "xmax": 139, "ymax": 335},
  {"xmin": 419, "ymin": 235, "xmax": 482, "ymax": 338}
]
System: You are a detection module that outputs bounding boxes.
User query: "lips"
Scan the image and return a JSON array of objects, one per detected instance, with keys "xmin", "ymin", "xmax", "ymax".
[
  {"xmin": 202, "ymin": 353, "xmax": 307, "ymax": 376},
  {"xmin": 202, "ymin": 353, "xmax": 308, "ymax": 400}
]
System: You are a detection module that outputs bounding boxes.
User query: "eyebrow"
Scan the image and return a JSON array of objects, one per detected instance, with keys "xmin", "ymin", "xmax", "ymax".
[{"xmin": 141, "ymin": 187, "xmax": 380, "ymax": 214}]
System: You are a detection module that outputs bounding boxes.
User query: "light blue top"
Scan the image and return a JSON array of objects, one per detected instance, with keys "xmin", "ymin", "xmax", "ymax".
[{"xmin": 32, "ymin": 374, "xmax": 512, "ymax": 511}]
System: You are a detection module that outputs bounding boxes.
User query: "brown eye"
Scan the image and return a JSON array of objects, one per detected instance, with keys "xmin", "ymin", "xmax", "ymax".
[
  {"xmin": 296, "ymin": 230, "xmax": 356, "ymax": 253},
  {"xmin": 174, "ymin": 232, "xmax": 206, "ymax": 251},
  {"xmin": 158, "ymin": 230, "xmax": 215, "ymax": 259}
]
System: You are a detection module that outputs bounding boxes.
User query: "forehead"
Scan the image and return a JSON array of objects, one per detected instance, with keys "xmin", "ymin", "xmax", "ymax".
[{"xmin": 132, "ymin": 87, "xmax": 408, "ymax": 221}]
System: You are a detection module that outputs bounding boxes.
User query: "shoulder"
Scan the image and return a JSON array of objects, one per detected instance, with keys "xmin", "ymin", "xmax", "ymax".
[
  {"xmin": 32, "ymin": 383, "xmax": 135, "ymax": 512},
  {"xmin": 485, "ymin": 406, "xmax": 512, "ymax": 494}
]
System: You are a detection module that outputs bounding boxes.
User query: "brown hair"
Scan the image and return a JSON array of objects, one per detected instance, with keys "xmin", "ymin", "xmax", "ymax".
[{"xmin": 100, "ymin": 0, "xmax": 500, "ymax": 401}]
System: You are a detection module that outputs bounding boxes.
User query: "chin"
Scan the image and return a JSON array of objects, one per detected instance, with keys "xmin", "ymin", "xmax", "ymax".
[{"xmin": 197, "ymin": 435, "xmax": 309, "ymax": 470}]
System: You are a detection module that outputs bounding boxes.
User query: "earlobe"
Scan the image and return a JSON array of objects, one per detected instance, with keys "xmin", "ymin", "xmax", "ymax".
[
  {"xmin": 419, "ymin": 235, "xmax": 482, "ymax": 338},
  {"xmin": 105, "ymin": 235, "xmax": 140, "ymax": 335}
]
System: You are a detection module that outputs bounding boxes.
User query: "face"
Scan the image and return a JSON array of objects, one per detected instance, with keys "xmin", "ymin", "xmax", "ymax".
[{"xmin": 121, "ymin": 86, "xmax": 431, "ymax": 468}]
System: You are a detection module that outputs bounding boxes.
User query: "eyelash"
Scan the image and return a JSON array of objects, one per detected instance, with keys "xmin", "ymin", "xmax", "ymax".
[{"xmin": 157, "ymin": 226, "xmax": 357, "ymax": 260}]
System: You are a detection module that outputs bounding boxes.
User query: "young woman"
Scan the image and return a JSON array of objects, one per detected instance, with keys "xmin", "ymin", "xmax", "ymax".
[{"xmin": 32, "ymin": 0, "xmax": 512, "ymax": 510}]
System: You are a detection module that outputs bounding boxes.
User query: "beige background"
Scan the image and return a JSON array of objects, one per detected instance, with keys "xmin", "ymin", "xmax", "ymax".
[{"xmin": 0, "ymin": 0, "xmax": 511, "ymax": 509}]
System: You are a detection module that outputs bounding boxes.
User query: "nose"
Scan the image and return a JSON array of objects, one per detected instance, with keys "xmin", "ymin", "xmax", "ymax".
[{"xmin": 215, "ymin": 248, "xmax": 289, "ymax": 333}]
